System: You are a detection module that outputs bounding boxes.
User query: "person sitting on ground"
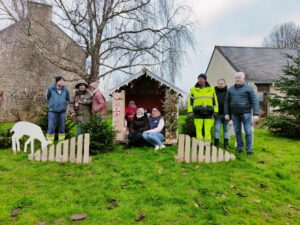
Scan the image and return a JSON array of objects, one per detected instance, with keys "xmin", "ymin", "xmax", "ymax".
[
  {"xmin": 142, "ymin": 108, "xmax": 165, "ymax": 151},
  {"xmin": 125, "ymin": 100, "xmax": 137, "ymax": 128},
  {"xmin": 127, "ymin": 108, "xmax": 149, "ymax": 146}
]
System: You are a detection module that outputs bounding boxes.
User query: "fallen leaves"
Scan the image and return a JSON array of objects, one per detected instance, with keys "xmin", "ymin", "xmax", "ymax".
[
  {"xmin": 135, "ymin": 212, "xmax": 146, "ymax": 222},
  {"xmin": 107, "ymin": 198, "xmax": 119, "ymax": 210},
  {"xmin": 11, "ymin": 208, "xmax": 21, "ymax": 217},
  {"xmin": 259, "ymin": 183, "xmax": 269, "ymax": 189},
  {"xmin": 236, "ymin": 192, "xmax": 248, "ymax": 197},
  {"xmin": 70, "ymin": 213, "xmax": 88, "ymax": 221}
]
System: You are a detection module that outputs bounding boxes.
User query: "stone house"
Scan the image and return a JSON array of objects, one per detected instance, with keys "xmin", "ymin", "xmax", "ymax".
[
  {"xmin": 206, "ymin": 46, "xmax": 298, "ymax": 116},
  {"xmin": 0, "ymin": 2, "xmax": 85, "ymax": 122}
]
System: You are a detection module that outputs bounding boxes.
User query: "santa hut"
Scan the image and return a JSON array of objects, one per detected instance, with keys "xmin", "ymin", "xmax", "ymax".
[{"xmin": 109, "ymin": 68, "xmax": 187, "ymax": 144}]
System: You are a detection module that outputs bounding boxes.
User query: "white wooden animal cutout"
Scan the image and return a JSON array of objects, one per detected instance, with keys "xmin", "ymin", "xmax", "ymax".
[{"xmin": 11, "ymin": 121, "xmax": 48, "ymax": 154}]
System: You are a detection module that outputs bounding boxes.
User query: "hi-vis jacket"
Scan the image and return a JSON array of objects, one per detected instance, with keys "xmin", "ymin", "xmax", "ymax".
[{"xmin": 188, "ymin": 83, "xmax": 219, "ymax": 117}]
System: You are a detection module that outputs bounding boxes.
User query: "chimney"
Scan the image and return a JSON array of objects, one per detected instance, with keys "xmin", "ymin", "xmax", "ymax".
[{"xmin": 27, "ymin": 1, "xmax": 53, "ymax": 23}]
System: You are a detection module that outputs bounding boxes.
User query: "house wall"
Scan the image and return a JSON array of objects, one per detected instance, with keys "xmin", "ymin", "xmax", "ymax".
[
  {"xmin": 206, "ymin": 49, "xmax": 237, "ymax": 87},
  {"xmin": 0, "ymin": 2, "xmax": 85, "ymax": 122}
]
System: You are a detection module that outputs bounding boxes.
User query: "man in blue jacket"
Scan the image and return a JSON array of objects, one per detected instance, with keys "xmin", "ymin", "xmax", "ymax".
[
  {"xmin": 224, "ymin": 72, "xmax": 259, "ymax": 156},
  {"xmin": 45, "ymin": 76, "xmax": 70, "ymax": 144}
]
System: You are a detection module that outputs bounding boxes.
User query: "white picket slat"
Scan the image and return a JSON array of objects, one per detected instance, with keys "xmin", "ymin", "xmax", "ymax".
[{"xmin": 184, "ymin": 135, "xmax": 191, "ymax": 163}]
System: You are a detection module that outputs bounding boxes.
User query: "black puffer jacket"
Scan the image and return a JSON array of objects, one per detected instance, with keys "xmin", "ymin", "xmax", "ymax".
[
  {"xmin": 129, "ymin": 113, "xmax": 149, "ymax": 133},
  {"xmin": 215, "ymin": 86, "xmax": 227, "ymax": 115}
]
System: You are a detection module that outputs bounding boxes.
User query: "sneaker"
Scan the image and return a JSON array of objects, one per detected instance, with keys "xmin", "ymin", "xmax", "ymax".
[
  {"xmin": 247, "ymin": 152, "xmax": 252, "ymax": 157},
  {"xmin": 160, "ymin": 145, "xmax": 166, "ymax": 149},
  {"xmin": 154, "ymin": 145, "xmax": 160, "ymax": 151}
]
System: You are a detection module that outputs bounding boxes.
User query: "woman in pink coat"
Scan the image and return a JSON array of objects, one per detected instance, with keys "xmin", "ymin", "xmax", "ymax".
[{"xmin": 89, "ymin": 82, "xmax": 107, "ymax": 116}]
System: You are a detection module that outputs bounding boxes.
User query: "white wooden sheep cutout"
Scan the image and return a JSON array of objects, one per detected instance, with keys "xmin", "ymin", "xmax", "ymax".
[{"xmin": 10, "ymin": 121, "xmax": 48, "ymax": 154}]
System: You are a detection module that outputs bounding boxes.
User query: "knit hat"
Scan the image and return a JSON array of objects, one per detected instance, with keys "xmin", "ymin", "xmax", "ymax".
[
  {"xmin": 197, "ymin": 74, "xmax": 207, "ymax": 80},
  {"xmin": 55, "ymin": 76, "xmax": 64, "ymax": 83},
  {"xmin": 75, "ymin": 79, "xmax": 88, "ymax": 88},
  {"xmin": 89, "ymin": 81, "xmax": 99, "ymax": 89}
]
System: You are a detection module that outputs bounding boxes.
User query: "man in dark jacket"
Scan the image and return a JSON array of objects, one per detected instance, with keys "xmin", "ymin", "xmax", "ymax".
[
  {"xmin": 224, "ymin": 72, "xmax": 259, "ymax": 156},
  {"xmin": 45, "ymin": 76, "xmax": 70, "ymax": 144},
  {"xmin": 214, "ymin": 79, "xmax": 229, "ymax": 149}
]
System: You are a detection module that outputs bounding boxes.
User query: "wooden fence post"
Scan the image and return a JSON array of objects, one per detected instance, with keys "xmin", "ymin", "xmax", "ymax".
[
  {"xmin": 41, "ymin": 147, "xmax": 48, "ymax": 162},
  {"xmin": 34, "ymin": 150, "xmax": 41, "ymax": 161},
  {"xmin": 184, "ymin": 135, "xmax": 191, "ymax": 163},
  {"xmin": 224, "ymin": 151, "xmax": 231, "ymax": 161},
  {"xmin": 205, "ymin": 144, "xmax": 211, "ymax": 163},
  {"xmin": 211, "ymin": 146, "xmax": 217, "ymax": 163},
  {"xmin": 62, "ymin": 140, "xmax": 69, "ymax": 163},
  {"xmin": 198, "ymin": 140, "xmax": 204, "ymax": 162},
  {"xmin": 191, "ymin": 138, "xmax": 198, "ymax": 162},
  {"xmin": 177, "ymin": 134, "xmax": 185, "ymax": 162},
  {"xmin": 56, "ymin": 142, "xmax": 62, "ymax": 162},
  {"xmin": 76, "ymin": 134, "xmax": 83, "ymax": 163},
  {"xmin": 83, "ymin": 133, "xmax": 90, "ymax": 163},
  {"xmin": 48, "ymin": 145, "xmax": 55, "ymax": 161},
  {"xmin": 69, "ymin": 137, "xmax": 76, "ymax": 163},
  {"xmin": 217, "ymin": 148, "xmax": 224, "ymax": 162}
]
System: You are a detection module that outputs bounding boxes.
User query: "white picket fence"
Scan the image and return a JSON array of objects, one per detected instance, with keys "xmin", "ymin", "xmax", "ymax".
[
  {"xmin": 176, "ymin": 134, "xmax": 235, "ymax": 163},
  {"xmin": 28, "ymin": 133, "xmax": 91, "ymax": 164}
]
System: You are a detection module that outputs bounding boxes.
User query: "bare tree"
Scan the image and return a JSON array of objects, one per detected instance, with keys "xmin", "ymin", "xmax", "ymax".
[
  {"xmin": 263, "ymin": 22, "xmax": 300, "ymax": 49},
  {"xmin": 0, "ymin": 0, "xmax": 27, "ymax": 22},
  {"xmin": 53, "ymin": 0, "xmax": 194, "ymax": 82},
  {"xmin": 0, "ymin": 0, "xmax": 194, "ymax": 83}
]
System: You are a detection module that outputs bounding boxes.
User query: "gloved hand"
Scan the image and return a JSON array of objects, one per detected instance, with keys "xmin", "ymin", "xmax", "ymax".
[
  {"xmin": 188, "ymin": 112, "xmax": 194, "ymax": 117},
  {"xmin": 213, "ymin": 112, "xmax": 218, "ymax": 118}
]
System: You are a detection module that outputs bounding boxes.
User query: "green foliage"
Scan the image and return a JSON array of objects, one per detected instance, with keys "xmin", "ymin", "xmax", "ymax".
[
  {"xmin": 33, "ymin": 107, "xmax": 76, "ymax": 140},
  {"xmin": 0, "ymin": 129, "xmax": 11, "ymax": 149},
  {"xmin": 79, "ymin": 115, "xmax": 116, "ymax": 154},
  {"xmin": 263, "ymin": 51, "xmax": 300, "ymax": 138},
  {"xmin": 181, "ymin": 115, "xmax": 196, "ymax": 137},
  {"xmin": 0, "ymin": 129, "xmax": 300, "ymax": 224},
  {"xmin": 179, "ymin": 108, "xmax": 188, "ymax": 115},
  {"xmin": 162, "ymin": 90, "xmax": 179, "ymax": 139}
]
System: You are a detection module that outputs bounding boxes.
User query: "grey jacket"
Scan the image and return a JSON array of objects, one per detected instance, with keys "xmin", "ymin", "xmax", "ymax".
[{"xmin": 224, "ymin": 83, "xmax": 259, "ymax": 116}]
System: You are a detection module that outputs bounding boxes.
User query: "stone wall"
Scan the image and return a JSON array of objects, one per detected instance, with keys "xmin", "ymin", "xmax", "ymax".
[{"xmin": 0, "ymin": 2, "xmax": 85, "ymax": 122}]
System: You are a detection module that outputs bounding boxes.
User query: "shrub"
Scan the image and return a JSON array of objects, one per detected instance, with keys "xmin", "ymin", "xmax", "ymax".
[
  {"xmin": 79, "ymin": 115, "xmax": 116, "ymax": 154},
  {"xmin": 263, "ymin": 51, "xmax": 300, "ymax": 138},
  {"xmin": 0, "ymin": 129, "xmax": 12, "ymax": 149},
  {"xmin": 179, "ymin": 108, "xmax": 188, "ymax": 116},
  {"xmin": 162, "ymin": 90, "xmax": 178, "ymax": 140},
  {"xmin": 181, "ymin": 115, "xmax": 196, "ymax": 137}
]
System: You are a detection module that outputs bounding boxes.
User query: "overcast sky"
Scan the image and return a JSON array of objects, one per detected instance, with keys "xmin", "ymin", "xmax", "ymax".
[{"xmin": 177, "ymin": 0, "xmax": 300, "ymax": 92}]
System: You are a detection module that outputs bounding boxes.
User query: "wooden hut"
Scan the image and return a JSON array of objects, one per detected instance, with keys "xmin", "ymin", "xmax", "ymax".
[{"xmin": 109, "ymin": 68, "xmax": 187, "ymax": 144}]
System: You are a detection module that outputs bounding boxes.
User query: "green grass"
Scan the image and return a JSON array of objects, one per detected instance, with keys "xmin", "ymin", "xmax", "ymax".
[
  {"xmin": 0, "ymin": 124, "xmax": 300, "ymax": 224},
  {"xmin": 0, "ymin": 122, "xmax": 14, "ymax": 132}
]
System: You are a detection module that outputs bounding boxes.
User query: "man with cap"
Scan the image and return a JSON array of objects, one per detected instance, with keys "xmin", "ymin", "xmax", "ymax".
[
  {"xmin": 187, "ymin": 74, "xmax": 218, "ymax": 144},
  {"xmin": 45, "ymin": 76, "xmax": 70, "ymax": 144},
  {"xmin": 70, "ymin": 79, "xmax": 93, "ymax": 134}
]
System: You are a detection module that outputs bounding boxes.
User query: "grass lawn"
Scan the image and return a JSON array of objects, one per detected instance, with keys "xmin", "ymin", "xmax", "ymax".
[{"xmin": 0, "ymin": 122, "xmax": 300, "ymax": 224}]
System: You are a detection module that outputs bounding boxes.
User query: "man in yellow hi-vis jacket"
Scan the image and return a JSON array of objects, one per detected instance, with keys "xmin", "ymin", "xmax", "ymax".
[{"xmin": 188, "ymin": 74, "xmax": 218, "ymax": 144}]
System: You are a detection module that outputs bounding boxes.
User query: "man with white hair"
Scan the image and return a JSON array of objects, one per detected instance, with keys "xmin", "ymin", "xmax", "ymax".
[{"xmin": 224, "ymin": 72, "xmax": 259, "ymax": 156}]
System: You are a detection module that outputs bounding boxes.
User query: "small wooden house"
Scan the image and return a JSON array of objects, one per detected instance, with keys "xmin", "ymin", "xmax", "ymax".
[{"xmin": 109, "ymin": 68, "xmax": 187, "ymax": 144}]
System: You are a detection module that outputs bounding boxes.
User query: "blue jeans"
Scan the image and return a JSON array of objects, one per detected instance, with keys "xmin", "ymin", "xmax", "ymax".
[
  {"xmin": 231, "ymin": 113, "xmax": 253, "ymax": 152},
  {"xmin": 47, "ymin": 111, "xmax": 66, "ymax": 135},
  {"xmin": 142, "ymin": 133, "xmax": 165, "ymax": 147},
  {"xmin": 214, "ymin": 114, "xmax": 229, "ymax": 139}
]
